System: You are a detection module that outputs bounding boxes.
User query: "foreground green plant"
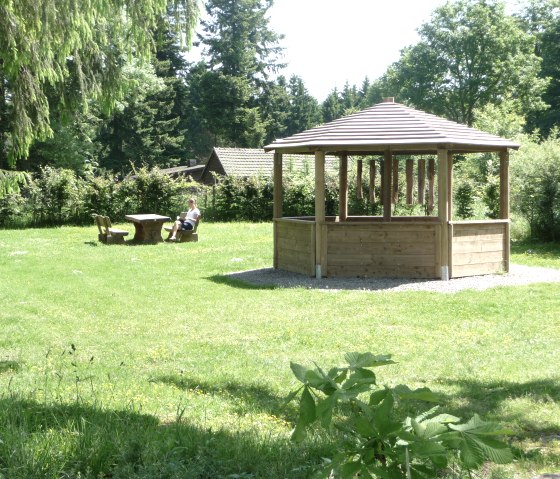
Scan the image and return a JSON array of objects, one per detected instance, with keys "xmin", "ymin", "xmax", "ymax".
[{"xmin": 289, "ymin": 353, "xmax": 514, "ymax": 479}]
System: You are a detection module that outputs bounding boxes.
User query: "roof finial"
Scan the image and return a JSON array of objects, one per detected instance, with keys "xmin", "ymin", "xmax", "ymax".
[{"xmin": 382, "ymin": 97, "xmax": 395, "ymax": 103}]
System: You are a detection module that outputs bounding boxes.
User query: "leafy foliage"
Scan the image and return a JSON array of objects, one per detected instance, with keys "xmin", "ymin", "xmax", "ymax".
[
  {"xmin": 0, "ymin": 166, "xmax": 204, "ymax": 228},
  {"xmin": 0, "ymin": 170, "xmax": 29, "ymax": 198},
  {"xmin": 288, "ymin": 353, "xmax": 513, "ymax": 479},
  {"xmin": 455, "ymin": 182, "xmax": 476, "ymax": 219},
  {"xmin": 511, "ymin": 134, "xmax": 560, "ymax": 241},
  {"xmin": 0, "ymin": 0, "xmax": 200, "ymax": 165},
  {"xmin": 381, "ymin": 0, "xmax": 546, "ymax": 126}
]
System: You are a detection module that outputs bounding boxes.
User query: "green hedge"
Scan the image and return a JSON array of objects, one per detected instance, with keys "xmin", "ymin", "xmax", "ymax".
[{"xmin": 2, "ymin": 147, "xmax": 559, "ymax": 243}]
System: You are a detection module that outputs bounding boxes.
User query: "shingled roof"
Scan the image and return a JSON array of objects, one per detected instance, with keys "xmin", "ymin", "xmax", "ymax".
[
  {"xmin": 264, "ymin": 99, "xmax": 520, "ymax": 155},
  {"xmin": 159, "ymin": 164, "xmax": 205, "ymax": 180},
  {"xmin": 199, "ymin": 147, "xmax": 337, "ymax": 184}
]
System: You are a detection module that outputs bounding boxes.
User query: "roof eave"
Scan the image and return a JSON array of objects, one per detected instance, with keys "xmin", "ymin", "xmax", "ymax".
[{"xmin": 264, "ymin": 141, "xmax": 520, "ymax": 155}]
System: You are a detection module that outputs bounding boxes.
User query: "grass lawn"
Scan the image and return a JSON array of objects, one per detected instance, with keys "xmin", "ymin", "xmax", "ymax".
[{"xmin": 1, "ymin": 223, "xmax": 559, "ymax": 478}]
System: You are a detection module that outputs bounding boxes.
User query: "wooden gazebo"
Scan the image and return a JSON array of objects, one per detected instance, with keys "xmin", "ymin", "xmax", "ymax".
[{"xmin": 264, "ymin": 98, "xmax": 520, "ymax": 280}]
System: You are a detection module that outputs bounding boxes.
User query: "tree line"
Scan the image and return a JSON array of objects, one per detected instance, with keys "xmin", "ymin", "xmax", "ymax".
[
  {"xmin": 0, "ymin": 0, "xmax": 559, "ymax": 240},
  {"xmin": 1, "ymin": 0, "xmax": 558, "ymax": 172}
]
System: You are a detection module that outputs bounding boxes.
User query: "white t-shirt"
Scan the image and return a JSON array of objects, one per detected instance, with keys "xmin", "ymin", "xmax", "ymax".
[{"xmin": 185, "ymin": 207, "xmax": 200, "ymax": 227}]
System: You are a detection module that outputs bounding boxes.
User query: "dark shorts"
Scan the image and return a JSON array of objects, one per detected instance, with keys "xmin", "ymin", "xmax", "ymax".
[{"xmin": 180, "ymin": 220, "xmax": 194, "ymax": 231}]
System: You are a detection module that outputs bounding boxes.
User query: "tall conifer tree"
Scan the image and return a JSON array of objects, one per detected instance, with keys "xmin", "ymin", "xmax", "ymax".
[
  {"xmin": 97, "ymin": 20, "xmax": 189, "ymax": 172},
  {"xmin": 190, "ymin": 0, "xmax": 284, "ymax": 149}
]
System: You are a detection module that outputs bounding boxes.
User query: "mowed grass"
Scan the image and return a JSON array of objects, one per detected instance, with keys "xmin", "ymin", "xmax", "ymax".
[{"xmin": 0, "ymin": 223, "xmax": 559, "ymax": 478}]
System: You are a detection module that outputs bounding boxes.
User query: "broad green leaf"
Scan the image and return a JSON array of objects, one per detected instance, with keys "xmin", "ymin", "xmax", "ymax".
[
  {"xmin": 396, "ymin": 430, "xmax": 417, "ymax": 443},
  {"xmin": 464, "ymin": 433, "xmax": 513, "ymax": 464},
  {"xmin": 410, "ymin": 406, "xmax": 440, "ymax": 424},
  {"xmin": 374, "ymin": 394, "xmax": 402, "ymax": 436},
  {"xmin": 427, "ymin": 413, "xmax": 461, "ymax": 424},
  {"xmin": 353, "ymin": 416, "xmax": 375, "ymax": 437},
  {"xmin": 305, "ymin": 369, "xmax": 328, "ymax": 388},
  {"xmin": 340, "ymin": 461, "xmax": 362, "ymax": 478},
  {"xmin": 459, "ymin": 434, "xmax": 485, "ymax": 468},
  {"xmin": 316, "ymin": 394, "xmax": 336, "ymax": 427},
  {"xmin": 374, "ymin": 392, "xmax": 394, "ymax": 423},
  {"xmin": 449, "ymin": 415, "xmax": 513, "ymax": 436},
  {"xmin": 299, "ymin": 386, "xmax": 316, "ymax": 425},
  {"xmin": 366, "ymin": 464, "xmax": 395, "ymax": 479},
  {"xmin": 345, "ymin": 352, "xmax": 395, "ymax": 369},
  {"xmin": 422, "ymin": 421, "xmax": 447, "ymax": 438},
  {"xmin": 283, "ymin": 387, "xmax": 302, "ymax": 405},
  {"xmin": 328, "ymin": 367, "xmax": 344, "ymax": 380},
  {"xmin": 290, "ymin": 362, "xmax": 309, "ymax": 383},
  {"xmin": 408, "ymin": 440, "xmax": 447, "ymax": 458},
  {"xmin": 344, "ymin": 368, "xmax": 377, "ymax": 389},
  {"xmin": 411, "ymin": 418, "xmax": 425, "ymax": 436},
  {"xmin": 410, "ymin": 463, "xmax": 439, "ymax": 479},
  {"xmin": 438, "ymin": 431, "xmax": 463, "ymax": 449},
  {"xmin": 394, "ymin": 385, "xmax": 441, "ymax": 403},
  {"xmin": 334, "ymin": 368, "xmax": 348, "ymax": 384},
  {"xmin": 369, "ymin": 388, "xmax": 389, "ymax": 406},
  {"xmin": 342, "ymin": 383, "xmax": 374, "ymax": 396}
]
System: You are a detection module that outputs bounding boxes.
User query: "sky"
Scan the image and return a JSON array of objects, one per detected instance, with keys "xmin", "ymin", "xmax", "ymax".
[
  {"xmin": 188, "ymin": 0, "xmax": 523, "ymax": 102},
  {"xmin": 266, "ymin": 0, "xmax": 448, "ymax": 101}
]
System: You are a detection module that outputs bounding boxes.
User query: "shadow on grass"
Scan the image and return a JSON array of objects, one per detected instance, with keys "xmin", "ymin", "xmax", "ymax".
[
  {"xmin": 441, "ymin": 377, "xmax": 560, "ymax": 440},
  {"xmin": 83, "ymin": 240, "xmax": 165, "ymax": 247},
  {"xmin": 208, "ymin": 269, "xmax": 443, "ymax": 292},
  {"xmin": 207, "ymin": 273, "xmax": 277, "ymax": 290},
  {"xmin": 154, "ymin": 374, "xmax": 298, "ymax": 421},
  {"xmin": 0, "ymin": 360, "xmax": 20, "ymax": 373},
  {"xmin": 0, "ymin": 395, "xmax": 327, "ymax": 479}
]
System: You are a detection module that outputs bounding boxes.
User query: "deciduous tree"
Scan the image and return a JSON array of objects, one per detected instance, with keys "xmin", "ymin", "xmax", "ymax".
[{"xmin": 384, "ymin": 0, "xmax": 546, "ymax": 126}]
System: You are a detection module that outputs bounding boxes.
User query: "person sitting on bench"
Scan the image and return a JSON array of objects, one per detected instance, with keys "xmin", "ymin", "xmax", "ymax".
[{"xmin": 167, "ymin": 198, "xmax": 201, "ymax": 242}]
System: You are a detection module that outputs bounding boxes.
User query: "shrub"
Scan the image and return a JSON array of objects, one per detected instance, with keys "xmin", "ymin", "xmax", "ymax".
[
  {"xmin": 484, "ymin": 177, "xmax": 501, "ymax": 220},
  {"xmin": 24, "ymin": 167, "xmax": 84, "ymax": 226},
  {"xmin": 455, "ymin": 181, "xmax": 476, "ymax": 219},
  {"xmin": 288, "ymin": 352, "xmax": 513, "ymax": 479},
  {"xmin": 511, "ymin": 136, "xmax": 560, "ymax": 241},
  {"xmin": 0, "ymin": 193, "xmax": 26, "ymax": 227},
  {"xmin": 85, "ymin": 173, "xmax": 120, "ymax": 218}
]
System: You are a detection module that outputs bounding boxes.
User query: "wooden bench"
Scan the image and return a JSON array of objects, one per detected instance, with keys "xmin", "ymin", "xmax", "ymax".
[
  {"xmin": 93, "ymin": 214, "xmax": 129, "ymax": 244},
  {"xmin": 164, "ymin": 217, "xmax": 200, "ymax": 243}
]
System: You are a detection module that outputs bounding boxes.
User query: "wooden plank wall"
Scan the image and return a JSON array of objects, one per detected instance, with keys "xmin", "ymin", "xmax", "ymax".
[
  {"xmin": 325, "ymin": 223, "xmax": 439, "ymax": 278},
  {"xmin": 275, "ymin": 220, "xmax": 315, "ymax": 276},
  {"xmin": 451, "ymin": 222, "xmax": 507, "ymax": 277}
]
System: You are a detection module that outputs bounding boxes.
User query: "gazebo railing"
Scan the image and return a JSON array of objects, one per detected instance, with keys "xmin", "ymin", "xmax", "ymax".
[{"xmin": 274, "ymin": 216, "xmax": 509, "ymax": 279}]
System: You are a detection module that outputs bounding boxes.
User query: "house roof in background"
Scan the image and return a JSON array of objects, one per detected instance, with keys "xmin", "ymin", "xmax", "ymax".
[
  {"xmin": 159, "ymin": 165, "xmax": 205, "ymax": 176},
  {"xmin": 210, "ymin": 147, "xmax": 337, "ymax": 177},
  {"xmin": 265, "ymin": 100, "xmax": 521, "ymax": 154}
]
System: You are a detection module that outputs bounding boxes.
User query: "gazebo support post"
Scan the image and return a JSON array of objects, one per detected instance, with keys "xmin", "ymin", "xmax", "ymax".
[
  {"xmin": 447, "ymin": 151, "xmax": 453, "ymax": 278},
  {"xmin": 447, "ymin": 152, "xmax": 453, "ymax": 221},
  {"xmin": 392, "ymin": 157, "xmax": 399, "ymax": 203},
  {"xmin": 383, "ymin": 150, "xmax": 392, "ymax": 220},
  {"xmin": 369, "ymin": 158, "xmax": 376, "ymax": 204},
  {"xmin": 438, "ymin": 149, "xmax": 450, "ymax": 280},
  {"xmin": 356, "ymin": 159, "xmax": 363, "ymax": 199},
  {"xmin": 428, "ymin": 158, "xmax": 435, "ymax": 214},
  {"xmin": 418, "ymin": 158, "xmax": 426, "ymax": 205},
  {"xmin": 315, "ymin": 151, "xmax": 326, "ymax": 278},
  {"xmin": 406, "ymin": 159, "xmax": 414, "ymax": 205},
  {"xmin": 500, "ymin": 150, "xmax": 510, "ymax": 272},
  {"xmin": 273, "ymin": 152, "xmax": 283, "ymax": 269},
  {"xmin": 339, "ymin": 154, "xmax": 348, "ymax": 221}
]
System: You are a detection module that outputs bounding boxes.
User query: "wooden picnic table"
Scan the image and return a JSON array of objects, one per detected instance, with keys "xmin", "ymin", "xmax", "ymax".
[{"xmin": 125, "ymin": 213, "xmax": 171, "ymax": 244}]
